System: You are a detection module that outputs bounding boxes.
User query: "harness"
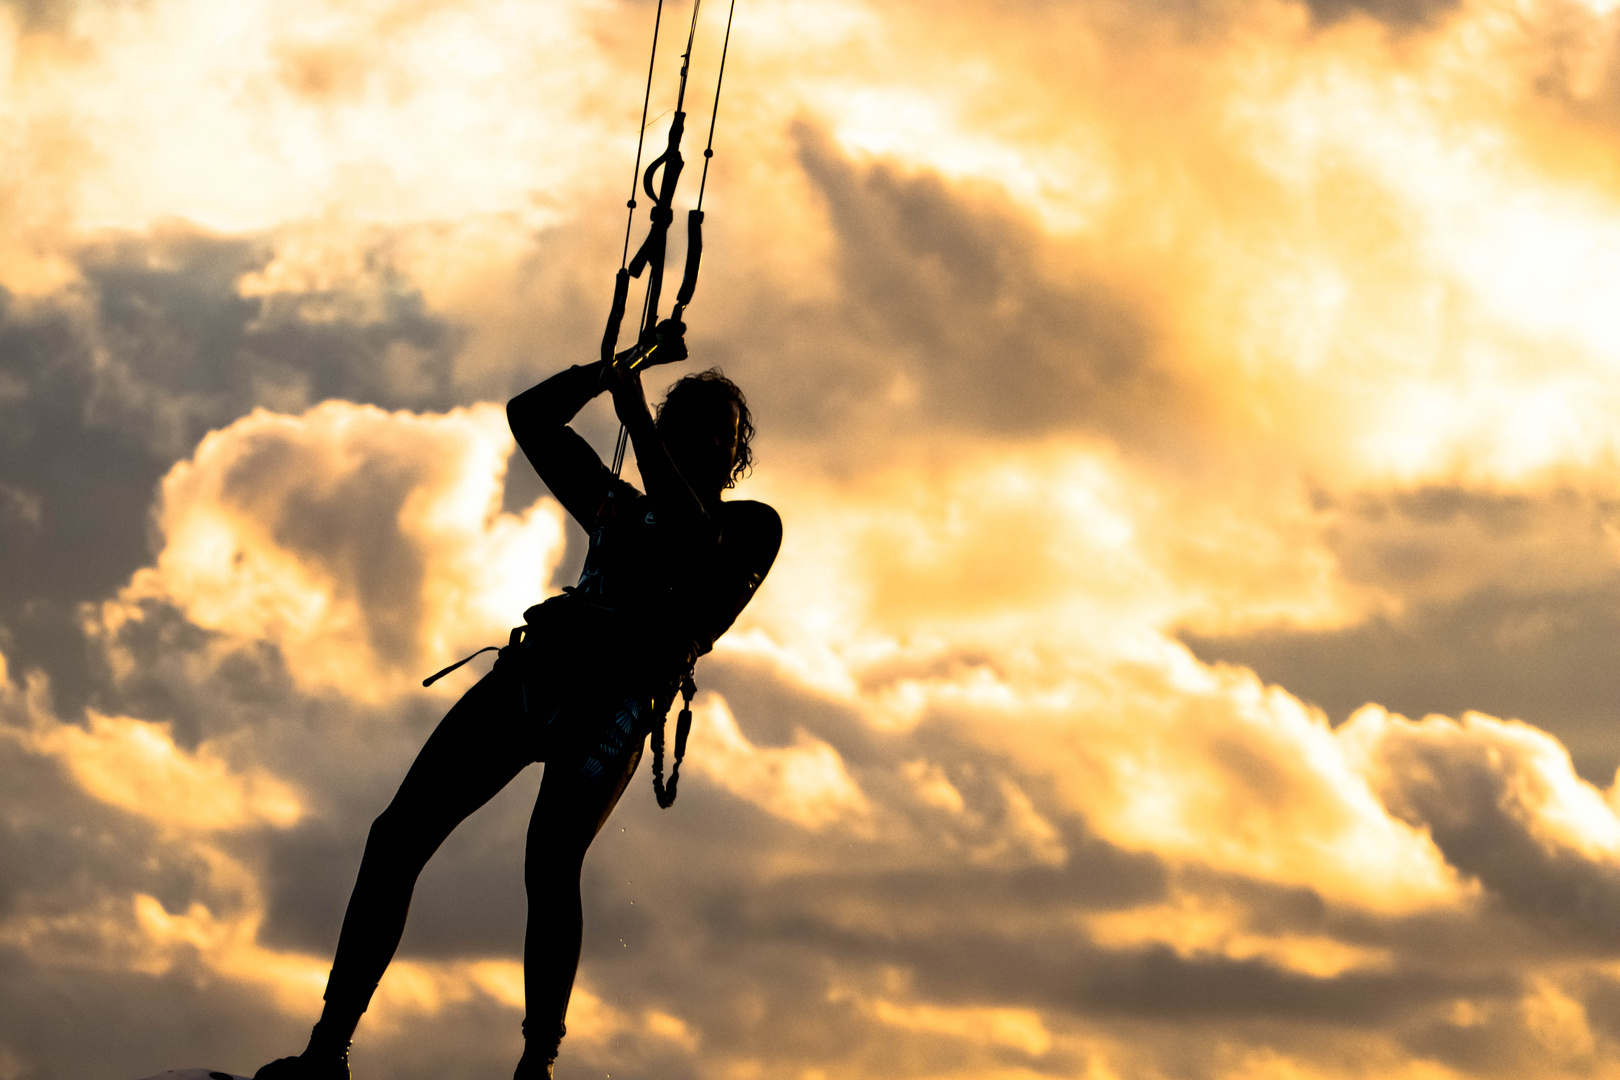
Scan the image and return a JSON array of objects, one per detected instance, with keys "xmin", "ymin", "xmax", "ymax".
[{"xmin": 421, "ymin": 588, "xmax": 698, "ymax": 809}]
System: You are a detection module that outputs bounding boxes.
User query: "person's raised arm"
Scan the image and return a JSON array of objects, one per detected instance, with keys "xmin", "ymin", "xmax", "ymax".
[
  {"xmin": 506, "ymin": 360, "xmax": 617, "ymax": 528},
  {"xmin": 606, "ymin": 360, "xmax": 715, "ymax": 540}
]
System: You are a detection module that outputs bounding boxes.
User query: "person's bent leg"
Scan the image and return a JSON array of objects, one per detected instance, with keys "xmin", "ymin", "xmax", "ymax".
[
  {"xmin": 307, "ymin": 797, "xmax": 447, "ymax": 1052},
  {"xmin": 256, "ymin": 670, "xmax": 536, "ymax": 1079}
]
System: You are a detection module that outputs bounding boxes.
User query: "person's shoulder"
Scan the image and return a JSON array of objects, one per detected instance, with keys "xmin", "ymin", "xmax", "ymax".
[
  {"xmin": 721, "ymin": 500, "xmax": 782, "ymax": 551},
  {"xmin": 721, "ymin": 499, "xmax": 781, "ymax": 532}
]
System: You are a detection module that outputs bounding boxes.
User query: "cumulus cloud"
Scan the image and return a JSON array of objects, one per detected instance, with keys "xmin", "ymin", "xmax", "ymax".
[
  {"xmin": 1346, "ymin": 706, "xmax": 1620, "ymax": 942},
  {"xmin": 19, "ymin": 709, "xmax": 301, "ymax": 831},
  {"xmin": 689, "ymin": 694, "xmax": 872, "ymax": 830},
  {"xmin": 97, "ymin": 400, "xmax": 565, "ymax": 700},
  {"xmin": 1184, "ymin": 485, "xmax": 1620, "ymax": 781}
]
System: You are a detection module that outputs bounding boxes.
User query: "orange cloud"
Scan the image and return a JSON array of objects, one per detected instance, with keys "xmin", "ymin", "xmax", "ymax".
[
  {"xmin": 690, "ymin": 694, "xmax": 871, "ymax": 830},
  {"xmin": 98, "ymin": 401, "xmax": 565, "ymax": 701},
  {"xmin": 27, "ymin": 711, "xmax": 301, "ymax": 831}
]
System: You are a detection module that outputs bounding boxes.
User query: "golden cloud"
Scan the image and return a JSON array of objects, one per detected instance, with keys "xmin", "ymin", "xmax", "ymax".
[
  {"xmin": 98, "ymin": 400, "xmax": 565, "ymax": 701},
  {"xmin": 690, "ymin": 694, "xmax": 872, "ymax": 831},
  {"xmin": 27, "ymin": 711, "xmax": 301, "ymax": 831}
]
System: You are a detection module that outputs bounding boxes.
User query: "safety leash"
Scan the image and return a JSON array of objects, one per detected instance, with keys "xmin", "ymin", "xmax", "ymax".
[{"xmin": 651, "ymin": 669, "xmax": 698, "ymax": 808}]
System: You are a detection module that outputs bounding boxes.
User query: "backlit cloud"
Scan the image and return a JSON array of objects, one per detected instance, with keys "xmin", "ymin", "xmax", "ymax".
[{"xmin": 97, "ymin": 400, "xmax": 565, "ymax": 701}]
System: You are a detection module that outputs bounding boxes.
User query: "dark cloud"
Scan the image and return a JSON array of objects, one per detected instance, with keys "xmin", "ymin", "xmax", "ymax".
[
  {"xmin": 559, "ymin": 685, "xmax": 1496, "ymax": 1063},
  {"xmin": 1577, "ymin": 973, "xmax": 1620, "ymax": 1050},
  {"xmin": 704, "ymin": 123, "xmax": 1193, "ymax": 463},
  {"xmin": 0, "ymin": 717, "xmax": 294, "ymax": 1080},
  {"xmin": 1185, "ymin": 585, "xmax": 1620, "ymax": 782},
  {"xmin": 0, "ymin": 0, "xmax": 73, "ymax": 32},
  {"xmin": 0, "ymin": 226, "xmax": 467, "ymax": 710},
  {"xmin": 76, "ymin": 227, "xmax": 463, "ymax": 450},
  {"xmin": 0, "ymin": 954, "xmax": 290, "ymax": 1080},
  {"xmin": 1365, "ymin": 712, "xmax": 1620, "ymax": 948},
  {"xmin": 0, "ymin": 286, "xmax": 163, "ymax": 628},
  {"xmin": 568, "ymin": 807, "xmax": 1533, "ymax": 1080},
  {"xmin": 1183, "ymin": 485, "xmax": 1620, "ymax": 782},
  {"xmin": 683, "ymin": 849, "xmax": 1491, "ymax": 1025},
  {"xmin": 1301, "ymin": 0, "xmax": 1460, "ymax": 29}
]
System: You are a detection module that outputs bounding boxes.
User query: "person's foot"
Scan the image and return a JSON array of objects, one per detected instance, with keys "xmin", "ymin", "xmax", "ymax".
[
  {"xmin": 252, "ymin": 1050, "xmax": 350, "ymax": 1080},
  {"xmin": 512, "ymin": 1045, "xmax": 556, "ymax": 1080}
]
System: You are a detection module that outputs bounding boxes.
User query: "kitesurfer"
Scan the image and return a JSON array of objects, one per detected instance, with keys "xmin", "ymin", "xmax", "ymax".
[{"xmin": 253, "ymin": 341, "xmax": 781, "ymax": 1080}]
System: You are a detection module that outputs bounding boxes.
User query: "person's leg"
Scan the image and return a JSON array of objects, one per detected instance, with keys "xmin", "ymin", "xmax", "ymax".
[
  {"xmin": 324, "ymin": 671, "xmax": 537, "ymax": 1006},
  {"xmin": 514, "ymin": 695, "xmax": 647, "ymax": 1078},
  {"xmin": 257, "ymin": 670, "xmax": 537, "ymax": 1078}
]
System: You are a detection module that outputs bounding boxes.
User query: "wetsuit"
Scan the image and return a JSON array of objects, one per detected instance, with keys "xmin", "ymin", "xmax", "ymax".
[{"xmin": 315, "ymin": 358, "xmax": 780, "ymax": 1064}]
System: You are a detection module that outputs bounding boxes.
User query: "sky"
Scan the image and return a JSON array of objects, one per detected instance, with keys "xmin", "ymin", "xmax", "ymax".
[{"xmin": 7, "ymin": 0, "xmax": 1620, "ymax": 1077}]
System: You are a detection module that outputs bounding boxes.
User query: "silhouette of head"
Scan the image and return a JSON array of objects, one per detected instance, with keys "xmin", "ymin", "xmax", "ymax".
[{"xmin": 656, "ymin": 369, "xmax": 754, "ymax": 493}]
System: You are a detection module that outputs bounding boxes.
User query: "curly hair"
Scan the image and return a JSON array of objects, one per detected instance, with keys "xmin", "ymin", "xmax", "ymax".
[{"xmin": 655, "ymin": 368, "xmax": 755, "ymax": 488}]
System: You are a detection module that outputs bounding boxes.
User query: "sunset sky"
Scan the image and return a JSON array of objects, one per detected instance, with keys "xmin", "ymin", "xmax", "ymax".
[{"xmin": 7, "ymin": 0, "xmax": 1620, "ymax": 1077}]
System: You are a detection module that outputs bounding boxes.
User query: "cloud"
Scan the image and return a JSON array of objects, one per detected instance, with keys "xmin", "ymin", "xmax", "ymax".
[
  {"xmin": 779, "ymin": 122, "xmax": 1177, "ymax": 445},
  {"xmin": 18, "ymin": 710, "xmax": 302, "ymax": 831},
  {"xmin": 1302, "ymin": 0, "xmax": 1461, "ymax": 29},
  {"xmin": 689, "ymin": 694, "xmax": 872, "ymax": 830},
  {"xmin": 1346, "ymin": 705, "xmax": 1620, "ymax": 944},
  {"xmin": 97, "ymin": 399, "xmax": 566, "ymax": 701},
  {"xmin": 0, "ymin": 225, "xmax": 479, "ymax": 735},
  {"xmin": 1184, "ymin": 484, "xmax": 1620, "ymax": 780}
]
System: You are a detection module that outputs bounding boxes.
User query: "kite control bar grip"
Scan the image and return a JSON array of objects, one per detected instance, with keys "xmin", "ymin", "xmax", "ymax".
[
  {"xmin": 600, "ymin": 267, "xmax": 630, "ymax": 365},
  {"xmin": 621, "ymin": 319, "xmax": 688, "ymax": 371},
  {"xmin": 670, "ymin": 209, "xmax": 704, "ymax": 326}
]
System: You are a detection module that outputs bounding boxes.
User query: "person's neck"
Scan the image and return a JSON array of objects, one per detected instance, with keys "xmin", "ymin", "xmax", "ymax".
[{"xmin": 700, "ymin": 488, "xmax": 725, "ymax": 514}]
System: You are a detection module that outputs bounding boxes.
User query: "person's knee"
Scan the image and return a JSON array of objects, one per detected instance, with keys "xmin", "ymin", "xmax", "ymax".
[{"xmin": 366, "ymin": 805, "xmax": 430, "ymax": 869}]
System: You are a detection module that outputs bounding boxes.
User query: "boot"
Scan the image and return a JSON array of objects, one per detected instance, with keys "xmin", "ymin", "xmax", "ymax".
[
  {"xmin": 252, "ymin": 1016, "xmax": 354, "ymax": 1080},
  {"xmin": 251, "ymin": 1049, "xmax": 347, "ymax": 1080}
]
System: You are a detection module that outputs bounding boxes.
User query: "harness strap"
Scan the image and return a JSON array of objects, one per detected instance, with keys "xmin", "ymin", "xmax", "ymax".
[
  {"xmin": 421, "ymin": 645, "xmax": 499, "ymax": 688},
  {"xmin": 651, "ymin": 668, "xmax": 698, "ymax": 808},
  {"xmin": 420, "ymin": 623, "xmax": 527, "ymax": 688}
]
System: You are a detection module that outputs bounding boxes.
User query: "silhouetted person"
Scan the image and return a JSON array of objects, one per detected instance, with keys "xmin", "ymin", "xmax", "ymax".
[{"xmin": 254, "ymin": 345, "xmax": 781, "ymax": 1080}]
